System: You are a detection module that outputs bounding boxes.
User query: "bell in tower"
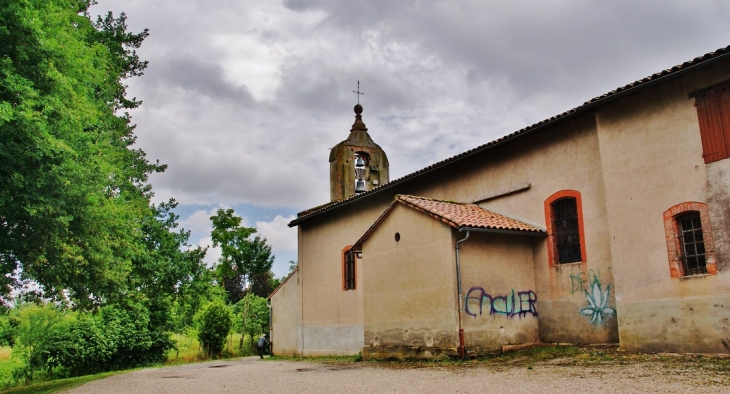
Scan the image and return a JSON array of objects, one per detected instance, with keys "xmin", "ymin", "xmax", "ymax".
[{"xmin": 329, "ymin": 102, "xmax": 389, "ymax": 202}]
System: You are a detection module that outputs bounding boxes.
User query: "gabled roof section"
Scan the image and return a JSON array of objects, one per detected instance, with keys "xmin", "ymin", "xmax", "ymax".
[
  {"xmin": 352, "ymin": 195, "xmax": 545, "ymax": 251},
  {"xmin": 290, "ymin": 44, "xmax": 730, "ymax": 227},
  {"xmin": 397, "ymin": 195, "xmax": 545, "ymax": 232}
]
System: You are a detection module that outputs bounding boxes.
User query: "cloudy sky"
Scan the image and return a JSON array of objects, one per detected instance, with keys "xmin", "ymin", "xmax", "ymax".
[{"xmin": 96, "ymin": 0, "xmax": 730, "ymax": 277}]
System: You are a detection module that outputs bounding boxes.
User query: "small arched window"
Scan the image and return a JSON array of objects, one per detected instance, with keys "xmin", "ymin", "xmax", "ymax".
[
  {"xmin": 342, "ymin": 246, "xmax": 357, "ymax": 290},
  {"xmin": 663, "ymin": 202, "xmax": 717, "ymax": 278},
  {"xmin": 676, "ymin": 212, "xmax": 706, "ymax": 275},
  {"xmin": 545, "ymin": 190, "xmax": 587, "ymax": 266}
]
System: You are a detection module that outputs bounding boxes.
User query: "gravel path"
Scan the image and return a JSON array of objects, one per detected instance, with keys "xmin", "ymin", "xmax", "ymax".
[{"xmin": 64, "ymin": 356, "xmax": 727, "ymax": 393}]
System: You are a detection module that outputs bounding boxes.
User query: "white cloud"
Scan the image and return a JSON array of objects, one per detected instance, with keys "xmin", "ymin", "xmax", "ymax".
[
  {"xmin": 197, "ymin": 236, "xmax": 221, "ymax": 268},
  {"xmin": 255, "ymin": 215, "xmax": 298, "ymax": 258}
]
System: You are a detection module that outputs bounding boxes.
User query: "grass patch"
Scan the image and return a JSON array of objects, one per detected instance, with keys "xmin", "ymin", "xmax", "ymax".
[
  {"xmin": 0, "ymin": 347, "xmax": 10, "ymax": 361},
  {"xmin": 0, "ymin": 370, "xmax": 129, "ymax": 394},
  {"xmin": 164, "ymin": 333, "xmax": 257, "ymax": 365},
  {"xmin": 0, "ymin": 333, "xmax": 263, "ymax": 392},
  {"xmin": 0, "ymin": 347, "xmax": 22, "ymax": 389}
]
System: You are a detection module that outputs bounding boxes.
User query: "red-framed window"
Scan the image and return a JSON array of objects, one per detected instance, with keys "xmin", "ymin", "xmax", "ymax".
[
  {"xmin": 544, "ymin": 190, "xmax": 587, "ymax": 266},
  {"xmin": 662, "ymin": 202, "xmax": 717, "ymax": 278},
  {"xmin": 342, "ymin": 245, "xmax": 356, "ymax": 290}
]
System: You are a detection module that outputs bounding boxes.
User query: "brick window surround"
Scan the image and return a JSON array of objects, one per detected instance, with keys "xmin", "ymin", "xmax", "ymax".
[
  {"xmin": 663, "ymin": 202, "xmax": 717, "ymax": 278},
  {"xmin": 544, "ymin": 190, "xmax": 587, "ymax": 267},
  {"xmin": 342, "ymin": 245, "xmax": 357, "ymax": 290}
]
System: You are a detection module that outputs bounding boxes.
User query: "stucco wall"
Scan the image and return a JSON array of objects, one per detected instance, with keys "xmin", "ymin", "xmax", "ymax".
[
  {"xmin": 595, "ymin": 58, "xmax": 730, "ymax": 353},
  {"xmin": 298, "ymin": 194, "xmax": 392, "ymax": 355},
  {"xmin": 707, "ymin": 158, "xmax": 730, "ymax": 273},
  {"xmin": 402, "ymin": 115, "xmax": 618, "ymax": 344},
  {"xmin": 361, "ymin": 206, "xmax": 458, "ymax": 359},
  {"xmin": 460, "ymin": 232, "xmax": 539, "ymax": 352},
  {"xmin": 270, "ymin": 270, "xmax": 300, "ymax": 356}
]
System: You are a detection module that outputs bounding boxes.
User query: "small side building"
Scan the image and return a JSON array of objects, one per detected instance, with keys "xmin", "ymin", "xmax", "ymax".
[{"xmin": 352, "ymin": 195, "xmax": 545, "ymax": 359}]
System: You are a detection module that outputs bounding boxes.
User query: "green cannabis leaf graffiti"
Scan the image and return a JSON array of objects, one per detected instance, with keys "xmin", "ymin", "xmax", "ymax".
[{"xmin": 580, "ymin": 280, "xmax": 615, "ymax": 324}]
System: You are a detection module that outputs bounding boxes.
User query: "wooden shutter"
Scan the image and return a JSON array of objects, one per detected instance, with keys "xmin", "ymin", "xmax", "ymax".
[{"xmin": 695, "ymin": 83, "xmax": 730, "ymax": 164}]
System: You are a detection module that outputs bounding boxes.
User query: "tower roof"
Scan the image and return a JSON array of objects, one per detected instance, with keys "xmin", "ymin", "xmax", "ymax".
[{"xmin": 351, "ymin": 103, "xmax": 368, "ymax": 131}]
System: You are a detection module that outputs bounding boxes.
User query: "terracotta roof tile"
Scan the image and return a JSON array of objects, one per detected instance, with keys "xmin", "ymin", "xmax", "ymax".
[
  {"xmin": 351, "ymin": 195, "xmax": 545, "ymax": 251},
  {"xmin": 290, "ymin": 44, "xmax": 730, "ymax": 227},
  {"xmin": 396, "ymin": 195, "xmax": 545, "ymax": 233}
]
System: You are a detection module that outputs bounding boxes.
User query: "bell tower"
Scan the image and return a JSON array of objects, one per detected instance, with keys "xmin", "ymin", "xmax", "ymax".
[{"xmin": 329, "ymin": 103, "xmax": 389, "ymax": 201}]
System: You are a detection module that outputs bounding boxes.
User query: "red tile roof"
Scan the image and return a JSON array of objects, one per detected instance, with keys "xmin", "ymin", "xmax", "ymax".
[
  {"xmin": 352, "ymin": 195, "xmax": 545, "ymax": 250},
  {"xmin": 290, "ymin": 45, "xmax": 730, "ymax": 227},
  {"xmin": 396, "ymin": 195, "xmax": 545, "ymax": 233}
]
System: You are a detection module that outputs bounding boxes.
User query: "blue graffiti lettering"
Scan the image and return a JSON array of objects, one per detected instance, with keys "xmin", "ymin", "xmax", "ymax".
[{"xmin": 465, "ymin": 287, "xmax": 537, "ymax": 318}]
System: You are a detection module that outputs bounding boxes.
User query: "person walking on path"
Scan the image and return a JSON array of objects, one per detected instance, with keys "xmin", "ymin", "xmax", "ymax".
[{"xmin": 257, "ymin": 333, "xmax": 270, "ymax": 359}]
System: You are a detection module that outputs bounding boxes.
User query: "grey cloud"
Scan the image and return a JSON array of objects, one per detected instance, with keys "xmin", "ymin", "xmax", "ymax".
[
  {"xmin": 149, "ymin": 52, "xmax": 256, "ymax": 105},
  {"xmin": 282, "ymin": 0, "xmax": 730, "ymax": 101}
]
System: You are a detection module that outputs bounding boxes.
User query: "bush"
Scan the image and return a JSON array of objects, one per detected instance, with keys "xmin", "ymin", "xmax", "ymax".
[
  {"xmin": 45, "ymin": 305, "xmax": 174, "ymax": 377},
  {"xmin": 7, "ymin": 304, "xmax": 174, "ymax": 381},
  {"xmin": 0, "ymin": 315, "xmax": 19, "ymax": 346},
  {"xmin": 195, "ymin": 301, "xmax": 232, "ymax": 356},
  {"xmin": 11, "ymin": 305, "xmax": 70, "ymax": 382}
]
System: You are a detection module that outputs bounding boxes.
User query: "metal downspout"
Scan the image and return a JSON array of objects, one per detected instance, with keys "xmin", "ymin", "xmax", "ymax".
[
  {"xmin": 455, "ymin": 230, "xmax": 470, "ymax": 359},
  {"xmin": 268, "ymin": 301, "xmax": 273, "ymax": 356}
]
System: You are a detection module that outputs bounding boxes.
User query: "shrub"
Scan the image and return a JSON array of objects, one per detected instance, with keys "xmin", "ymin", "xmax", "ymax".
[
  {"xmin": 0, "ymin": 315, "xmax": 19, "ymax": 346},
  {"xmin": 45, "ymin": 305, "xmax": 174, "ymax": 377},
  {"xmin": 11, "ymin": 305, "xmax": 70, "ymax": 382},
  {"xmin": 195, "ymin": 301, "xmax": 232, "ymax": 356}
]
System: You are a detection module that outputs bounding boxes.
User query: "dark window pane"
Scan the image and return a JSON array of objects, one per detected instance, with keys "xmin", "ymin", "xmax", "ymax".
[
  {"xmin": 678, "ymin": 212, "xmax": 707, "ymax": 276},
  {"xmin": 551, "ymin": 198, "xmax": 581, "ymax": 264},
  {"xmin": 344, "ymin": 251, "xmax": 356, "ymax": 290}
]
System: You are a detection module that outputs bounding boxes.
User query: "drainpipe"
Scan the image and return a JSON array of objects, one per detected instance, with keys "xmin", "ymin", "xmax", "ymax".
[
  {"xmin": 455, "ymin": 230, "xmax": 470, "ymax": 359},
  {"xmin": 268, "ymin": 301, "xmax": 273, "ymax": 356}
]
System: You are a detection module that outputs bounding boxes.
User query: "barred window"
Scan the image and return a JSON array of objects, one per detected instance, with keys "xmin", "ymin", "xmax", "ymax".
[
  {"xmin": 545, "ymin": 190, "xmax": 586, "ymax": 266},
  {"xmin": 662, "ymin": 202, "xmax": 717, "ymax": 278},
  {"xmin": 677, "ymin": 212, "xmax": 707, "ymax": 276}
]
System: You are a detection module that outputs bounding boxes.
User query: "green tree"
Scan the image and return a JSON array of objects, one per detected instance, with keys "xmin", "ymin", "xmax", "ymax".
[
  {"xmin": 233, "ymin": 294, "xmax": 269, "ymax": 351},
  {"xmin": 195, "ymin": 300, "xmax": 232, "ymax": 357},
  {"xmin": 130, "ymin": 200, "xmax": 211, "ymax": 331},
  {"xmin": 244, "ymin": 237, "xmax": 275, "ymax": 298},
  {"xmin": 0, "ymin": 0, "xmax": 163, "ymax": 307},
  {"xmin": 209, "ymin": 209, "xmax": 274, "ymax": 302}
]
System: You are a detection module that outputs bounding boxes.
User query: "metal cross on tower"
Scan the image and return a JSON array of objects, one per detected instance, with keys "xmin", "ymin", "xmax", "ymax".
[{"xmin": 352, "ymin": 80, "xmax": 364, "ymax": 104}]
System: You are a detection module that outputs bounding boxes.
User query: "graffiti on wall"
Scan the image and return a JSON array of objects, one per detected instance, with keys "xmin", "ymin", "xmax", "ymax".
[
  {"xmin": 569, "ymin": 268, "xmax": 616, "ymax": 324},
  {"xmin": 569, "ymin": 268, "xmax": 611, "ymax": 295},
  {"xmin": 465, "ymin": 287, "xmax": 537, "ymax": 318}
]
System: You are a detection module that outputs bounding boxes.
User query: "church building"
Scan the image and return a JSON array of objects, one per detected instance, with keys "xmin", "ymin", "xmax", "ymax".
[{"xmin": 269, "ymin": 45, "xmax": 730, "ymax": 358}]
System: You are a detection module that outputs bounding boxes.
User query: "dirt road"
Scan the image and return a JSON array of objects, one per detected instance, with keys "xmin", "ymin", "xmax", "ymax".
[{"xmin": 63, "ymin": 355, "xmax": 727, "ymax": 393}]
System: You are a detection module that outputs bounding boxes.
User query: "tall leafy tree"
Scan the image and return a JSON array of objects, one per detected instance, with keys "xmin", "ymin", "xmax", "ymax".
[
  {"xmin": 131, "ymin": 200, "xmax": 211, "ymax": 331},
  {"xmin": 210, "ymin": 209, "xmax": 275, "ymax": 303},
  {"xmin": 0, "ymin": 0, "xmax": 163, "ymax": 307}
]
